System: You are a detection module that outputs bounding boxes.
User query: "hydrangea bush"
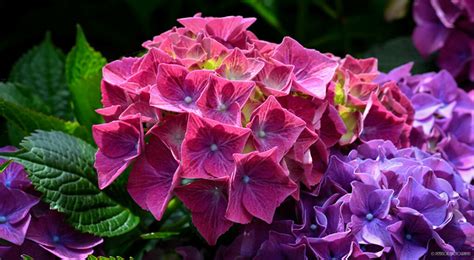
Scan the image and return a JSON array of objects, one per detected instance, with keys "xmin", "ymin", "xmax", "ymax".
[
  {"xmin": 413, "ymin": 0, "xmax": 474, "ymax": 82},
  {"xmin": 0, "ymin": 12, "xmax": 472, "ymax": 260}
]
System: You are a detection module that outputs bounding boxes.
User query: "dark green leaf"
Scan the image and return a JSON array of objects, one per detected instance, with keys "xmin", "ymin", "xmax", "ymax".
[
  {"xmin": 87, "ymin": 256, "xmax": 132, "ymax": 260},
  {"xmin": 0, "ymin": 159, "xmax": 12, "ymax": 173},
  {"xmin": 0, "ymin": 82, "xmax": 46, "ymax": 112},
  {"xmin": 364, "ymin": 37, "xmax": 435, "ymax": 74},
  {"xmin": 21, "ymin": 255, "xmax": 33, "ymax": 260},
  {"xmin": 0, "ymin": 94, "xmax": 90, "ymax": 144},
  {"xmin": 66, "ymin": 25, "xmax": 106, "ymax": 128},
  {"xmin": 140, "ymin": 232, "xmax": 179, "ymax": 240},
  {"xmin": 244, "ymin": 0, "xmax": 284, "ymax": 33},
  {"xmin": 9, "ymin": 33, "xmax": 72, "ymax": 120},
  {"xmin": 0, "ymin": 131, "xmax": 140, "ymax": 237}
]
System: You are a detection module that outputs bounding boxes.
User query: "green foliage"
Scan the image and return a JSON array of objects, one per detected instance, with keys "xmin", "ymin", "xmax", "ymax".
[
  {"xmin": 244, "ymin": 0, "xmax": 284, "ymax": 33},
  {"xmin": 0, "ymin": 87, "xmax": 90, "ymax": 144},
  {"xmin": 0, "ymin": 82, "xmax": 47, "ymax": 113},
  {"xmin": 140, "ymin": 231, "xmax": 179, "ymax": 240},
  {"xmin": 9, "ymin": 33, "xmax": 72, "ymax": 120},
  {"xmin": 364, "ymin": 37, "xmax": 435, "ymax": 74},
  {"xmin": 88, "ymin": 256, "xmax": 134, "ymax": 260},
  {"xmin": 0, "ymin": 131, "xmax": 140, "ymax": 237},
  {"xmin": 66, "ymin": 25, "xmax": 106, "ymax": 128},
  {"xmin": 0, "ymin": 159, "xmax": 12, "ymax": 173}
]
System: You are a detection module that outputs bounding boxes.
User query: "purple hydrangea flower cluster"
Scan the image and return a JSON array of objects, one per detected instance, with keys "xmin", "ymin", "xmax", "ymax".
[
  {"xmin": 215, "ymin": 140, "xmax": 473, "ymax": 260},
  {"xmin": 377, "ymin": 63, "xmax": 474, "ymax": 183},
  {"xmin": 413, "ymin": 0, "xmax": 474, "ymax": 81},
  {"xmin": 0, "ymin": 147, "xmax": 103, "ymax": 259}
]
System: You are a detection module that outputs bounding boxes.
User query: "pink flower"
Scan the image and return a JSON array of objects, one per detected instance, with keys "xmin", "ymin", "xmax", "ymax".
[
  {"xmin": 226, "ymin": 148, "xmax": 297, "ymax": 224},
  {"xmin": 197, "ymin": 74, "xmax": 255, "ymax": 125},
  {"xmin": 272, "ymin": 37, "xmax": 338, "ymax": 99},
  {"xmin": 175, "ymin": 178, "xmax": 233, "ymax": 245},
  {"xmin": 181, "ymin": 113, "xmax": 251, "ymax": 179},
  {"xmin": 150, "ymin": 64, "xmax": 212, "ymax": 113},
  {"xmin": 254, "ymin": 59, "xmax": 294, "ymax": 97},
  {"xmin": 216, "ymin": 48, "xmax": 264, "ymax": 80},
  {"xmin": 127, "ymin": 135, "xmax": 180, "ymax": 220},
  {"xmin": 148, "ymin": 113, "xmax": 188, "ymax": 160},
  {"xmin": 92, "ymin": 115, "xmax": 144, "ymax": 189},
  {"xmin": 247, "ymin": 95, "xmax": 306, "ymax": 160}
]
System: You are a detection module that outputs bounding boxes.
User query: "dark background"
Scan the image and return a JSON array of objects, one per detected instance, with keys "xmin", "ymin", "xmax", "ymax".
[{"xmin": 0, "ymin": 0, "xmax": 414, "ymax": 80}]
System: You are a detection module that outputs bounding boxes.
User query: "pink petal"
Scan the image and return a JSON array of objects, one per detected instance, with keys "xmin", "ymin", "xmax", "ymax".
[{"xmin": 127, "ymin": 136, "xmax": 180, "ymax": 220}]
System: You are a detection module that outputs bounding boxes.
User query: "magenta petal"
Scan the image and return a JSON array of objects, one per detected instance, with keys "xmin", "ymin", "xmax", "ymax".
[
  {"xmin": 181, "ymin": 114, "xmax": 250, "ymax": 179},
  {"xmin": 148, "ymin": 113, "xmax": 188, "ymax": 160},
  {"xmin": 340, "ymin": 55, "xmax": 379, "ymax": 82},
  {"xmin": 127, "ymin": 135, "xmax": 180, "ymax": 220},
  {"xmin": 255, "ymin": 59, "xmax": 294, "ymax": 97},
  {"xmin": 92, "ymin": 115, "xmax": 144, "ymax": 189},
  {"xmin": 175, "ymin": 178, "xmax": 233, "ymax": 245},
  {"xmin": 102, "ymin": 57, "xmax": 140, "ymax": 85},
  {"xmin": 216, "ymin": 48, "xmax": 264, "ymax": 80},
  {"xmin": 197, "ymin": 74, "xmax": 255, "ymax": 125},
  {"xmin": 318, "ymin": 103, "xmax": 346, "ymax": 147},
  {"xmin": 226, "ymin": 149, "xmax": 297, "ymax": 224},
  {"xmin": 272, "ymin": 37, "xmax": 338, "ymax": 99},
  {"xmin": 205, "ymin": 16, "xmax": 256, "ymax": 41},
  {"xmin": 360, "ymin": 93, "xmax": 406, "ymax": 146},
  {"xmin": 150, "ymin": 64, "xmax": 211, "ymax": 113},
  {"xmin": 248, "ymin": 95, "xmax": 306, "ymax": 160}
]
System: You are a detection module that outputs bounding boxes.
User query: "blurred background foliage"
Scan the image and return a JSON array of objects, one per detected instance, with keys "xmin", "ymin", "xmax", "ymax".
[
  {"xmin": 0, "ymin": 0, "xmax": 424, "ymax": 80},
  {"xmin": 1, "ymin": 0, "xmax": 432, "ymax": 146}
]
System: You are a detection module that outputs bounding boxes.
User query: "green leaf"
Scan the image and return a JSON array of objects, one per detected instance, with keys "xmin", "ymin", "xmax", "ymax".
[
  {"xmin": 0, "ymin": 131, "xmax": 139, "ymax": 237},
  {"xmin": 364, "ymin": 37, "xmax": 435, "ymax": 74},
  {"xmin": 66, "ymin": 25, "xmax": 106, "ymax": 128},
  {"xmin": 140, "ymin": 231, "xmax": 179, "ymax": 240},
  {"xmin": 0, "ymin": 94, "xmax": 91, "ymax": 144},
  {"xmin": 9, "ymin": 33, "xmax": 72, "ymax": 120},
  {"xmin": 87, "ymin": 256, "xmax": 133, "ymax": 260},
  {"xmin": 244, "ymin": 0, "xmax": 284, "ymax": 33},
  {"xmin": 0, "ymin": 82, "xmax": 48, "ymax": 113},
  {"xmin": 0, "ymin": 159, "xmax": 12, "ymax": 173}
]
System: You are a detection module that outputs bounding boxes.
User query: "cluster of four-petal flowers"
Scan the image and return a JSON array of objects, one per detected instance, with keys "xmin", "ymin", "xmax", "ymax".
[{"xmin": 0, "ymin": 147, "xmax": 102, "ymax": 259}]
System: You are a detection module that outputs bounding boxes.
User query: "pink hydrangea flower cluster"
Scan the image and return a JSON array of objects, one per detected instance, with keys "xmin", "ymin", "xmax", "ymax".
[{"xmin": 93, "ymin": 14, "xmax": 415, "ymax": 244}]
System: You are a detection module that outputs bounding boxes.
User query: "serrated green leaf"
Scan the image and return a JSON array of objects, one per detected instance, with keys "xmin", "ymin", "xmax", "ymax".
[
  {"xmin": 66, "ymin": 25, "xmax": 106, "ymax": 128},
  {"xmin": 140, "ymin": 231, "xmax": 179, "ymax": 240},
  {"xmin": 9, "ymin": 33, "xmax": 72, "ymax": 120},
  {"xmin": 0, "ymin": 131, "xmax": 140, "ymax": 237},
  {"xmin": 0, "ymin": 95, "xmax": 91, "ymax": 144},
  {"xmin": 0, "ymin": 82, "xmax": 47, "ymax": 113}
]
